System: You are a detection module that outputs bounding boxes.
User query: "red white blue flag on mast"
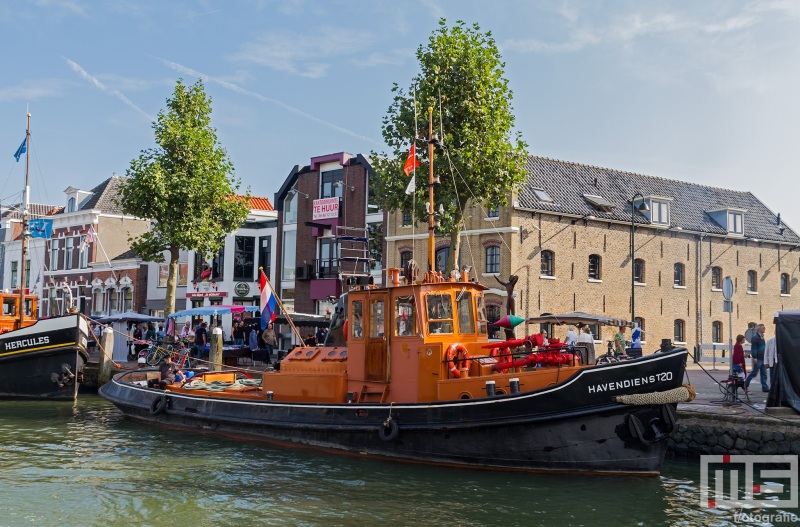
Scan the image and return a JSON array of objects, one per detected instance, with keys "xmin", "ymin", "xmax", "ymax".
[{"xmin": 259, "ymin": 268, "xmax": 277, "ymax": 330}]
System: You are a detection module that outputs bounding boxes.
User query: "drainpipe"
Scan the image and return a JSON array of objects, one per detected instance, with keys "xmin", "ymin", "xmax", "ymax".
[{"xmin": 697, "ymin": 234, "xmax": 704, "ymax": 351}]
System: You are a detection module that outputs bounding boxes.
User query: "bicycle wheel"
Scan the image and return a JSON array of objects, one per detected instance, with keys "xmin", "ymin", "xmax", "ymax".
[{"xmin": 145, "ymin": 346, "xmax": 161, "ymax": 366}]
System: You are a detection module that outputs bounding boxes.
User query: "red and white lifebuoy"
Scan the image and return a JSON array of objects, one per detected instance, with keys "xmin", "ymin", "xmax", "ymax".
[{"xmin": 446, "ymin": 344, "xmax": 470, "ymax": 378}]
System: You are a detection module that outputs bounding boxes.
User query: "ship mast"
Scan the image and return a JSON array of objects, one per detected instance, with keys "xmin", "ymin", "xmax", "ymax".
[
  {"xmin": 18, "ymin": 113, "xmax": 31, "ymax": 329},
  {"xmin": 426, "ymin": 107, "xmax": 436, "ymax": 273}
]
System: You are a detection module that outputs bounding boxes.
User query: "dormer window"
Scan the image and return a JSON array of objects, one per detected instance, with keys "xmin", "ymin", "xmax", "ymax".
[
  {"xmin": 727, "ymin": 211, "xmax": 743, "ymax": 234},
  {"xmin": 67, "ymin": 197, "xmax": 76, "ymax": 213},
  {"xmin": 649, "ymin": 199, "xmax": 670, "ymax": 225},
  {"xmin": 706, "ymin": 207, "xmax": 746, "ymax": 235}
]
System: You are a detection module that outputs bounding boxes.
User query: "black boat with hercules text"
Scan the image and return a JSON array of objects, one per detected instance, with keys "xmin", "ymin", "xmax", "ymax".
[{"xmin": 0, "ymin": 114, "xmax": 90, "ymax": 400}]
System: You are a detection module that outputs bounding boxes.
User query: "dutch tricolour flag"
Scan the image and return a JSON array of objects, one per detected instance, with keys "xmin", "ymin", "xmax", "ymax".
[{"xmin": 259, "ymin": 268, "xmax": 277, "ymax": 330}]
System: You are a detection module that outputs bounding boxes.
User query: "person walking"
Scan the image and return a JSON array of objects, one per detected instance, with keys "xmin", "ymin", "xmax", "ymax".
[{"xmin": 744, "ymin": 324, "xmax": 769, "ymax": 392}]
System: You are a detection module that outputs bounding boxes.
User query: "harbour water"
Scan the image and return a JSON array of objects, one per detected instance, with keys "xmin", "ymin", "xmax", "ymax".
[{"xmin": 0, "ymin": 396, "xmax": 795, "ymax": 527}]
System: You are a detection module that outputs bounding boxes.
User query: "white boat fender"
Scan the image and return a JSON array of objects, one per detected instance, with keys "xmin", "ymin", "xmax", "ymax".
[{"xmin": 379, "ymin": 415, "xmax": 399, "ymax": 441}]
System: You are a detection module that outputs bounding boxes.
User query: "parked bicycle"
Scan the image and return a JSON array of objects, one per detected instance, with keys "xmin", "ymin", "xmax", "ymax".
[{"xmin": 145, "ymin": 344, "xmax": 173, "ymax": 366}]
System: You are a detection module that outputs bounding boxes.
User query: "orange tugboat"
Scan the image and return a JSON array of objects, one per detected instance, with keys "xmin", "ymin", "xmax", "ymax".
[{"xmin": 101, "ymin": 112, "xmax": 691, "ymax": 475}]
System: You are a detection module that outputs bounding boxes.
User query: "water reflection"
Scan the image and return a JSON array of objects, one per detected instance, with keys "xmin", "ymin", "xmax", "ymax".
[{"xmin": 0, "ymin": 397, "xmax": 796, "ymax": 527}]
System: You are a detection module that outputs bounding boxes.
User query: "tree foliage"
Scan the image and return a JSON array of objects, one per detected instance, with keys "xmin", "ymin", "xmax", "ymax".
[
  {"xmin": 117, "ymin": 79, "xmax": 249, "ymax": 316},
  {"xmin": 372, "ymin": 19, "xmax": 528, "ymax": 273}
]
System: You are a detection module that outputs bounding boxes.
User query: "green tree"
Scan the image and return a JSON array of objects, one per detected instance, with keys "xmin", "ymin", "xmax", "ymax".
[
  {"xmin": 372, "ymin": 19, "xmax": 528, "ymax": 273},
  {"xmin": 117, "ymin": 79, "xmax": 249, "ymax": 316}
]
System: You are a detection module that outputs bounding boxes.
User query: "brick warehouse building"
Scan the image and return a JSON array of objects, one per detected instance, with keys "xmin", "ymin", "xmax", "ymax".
[
  {"xmin": 386, "ymin": 156, "xmax": 800, "ymax": 353},
  {"xmin": 274, "ymin": 152, "xmax": 383, "ymax": 322}
]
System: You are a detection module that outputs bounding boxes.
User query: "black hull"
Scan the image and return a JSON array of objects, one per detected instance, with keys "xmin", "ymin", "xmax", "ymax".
[
  {"xmin": 0, "ymin": 315, "xmax": 90, "ymax": 400},
  {"xmin": 100, "ymin": 348, "xmax": 688, "ymax": 475}
]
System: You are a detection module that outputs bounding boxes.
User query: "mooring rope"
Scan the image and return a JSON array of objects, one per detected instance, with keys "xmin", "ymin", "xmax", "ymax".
[
  {"xmin": 182, "ymin": 378, "xmax": 263, "ymax": 391},
  {"xmin": 613, "ymin": 384, "xmax": 697, "ymax": 405}
]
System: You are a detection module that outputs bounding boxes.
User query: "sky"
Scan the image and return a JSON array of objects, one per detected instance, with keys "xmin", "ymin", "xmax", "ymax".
[{"xmin": 1, "ymin": 0, "xmax": 799, "ymax": 230}]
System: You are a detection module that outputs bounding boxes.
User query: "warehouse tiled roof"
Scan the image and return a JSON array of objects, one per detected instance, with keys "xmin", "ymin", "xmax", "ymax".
[{"xmin": 518, "ymin": 156, "xmax": 800, "ymax": 244}]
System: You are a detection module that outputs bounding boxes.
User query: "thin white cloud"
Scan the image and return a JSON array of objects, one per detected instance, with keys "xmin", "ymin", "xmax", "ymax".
[
  {"xmin": 32, "ymin": 0, "xmax": 85, "ymax": 15},
  {"xmin": 356, "ymin": 48, "xmax": 414, "ymax": 68},
  {"xmin": 159, "ymin": 58, "xmax": 383, "ymax": 146},
  {"xmin": 0, "ymin": 79, "xmax": 65, "ymax": 102},
  {"xmin": 64, "ymin": 58, "xmax": 154, "ymax": 121},
  {"xmin": 229, "ymin": 28, "xmax": 371, "ymax": 78}
]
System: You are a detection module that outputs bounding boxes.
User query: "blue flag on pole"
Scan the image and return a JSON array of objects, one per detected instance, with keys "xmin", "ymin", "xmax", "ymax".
[
  {"xmin": 13, "ymin": 137, "xmax": 27, "ymax": 162},
  {"xmin": 29, "ymin": 218, "xmax": 53, "ymax": 239}
]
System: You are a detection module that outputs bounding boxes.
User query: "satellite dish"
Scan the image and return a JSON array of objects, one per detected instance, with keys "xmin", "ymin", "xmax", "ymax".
[{"xmin": 723, "ymin": 276, "xmax": 734, "ymax": 300}]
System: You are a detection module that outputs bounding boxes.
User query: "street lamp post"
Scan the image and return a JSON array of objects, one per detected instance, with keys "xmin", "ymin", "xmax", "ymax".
[{"xmin": 630, "ymin": 192, "xmax": 649, "ymax": 328}]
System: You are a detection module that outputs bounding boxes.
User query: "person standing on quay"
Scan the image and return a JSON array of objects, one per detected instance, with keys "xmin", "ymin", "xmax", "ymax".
[
  {"xmin": 745, "ymin": 324, "xmax": 769, "ymax": 392},
  {"xmin": 764, "ymin": 335, "xmax": 778, "ymax": 386}
]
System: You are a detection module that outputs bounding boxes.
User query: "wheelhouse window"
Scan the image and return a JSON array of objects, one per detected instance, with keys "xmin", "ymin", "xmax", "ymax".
[
  {"xmin": 674, "ymin": 319, "xmax": 685, "ymax": 343},
  {"xmin": 457, "ymin": 292, "xmax": 475, "ymax": 335},
  {"xmin": 394, "ymin": 295, "xmax": 417, "ymax": 337},
  {"xmin": 747, "ymin": 270, "xmax": 757, "ymax": 292},
  {"xmin": 476, "ymin": 294, "xmax": 488, "ymax": 335},
  {"xmin": 369, "ymin": 299, "xmax": 385, "ymax": 338},
  {"xmin": 781, "ymin": 273, "xmax": 790, "ymax": 295},
  {"xmin": 426, "ymin": 293, "xmax": 453, "ymax": 334},
  {"xmin": 541, "ymin": 250, "xmax": 554, "ymax": 277},
  {"xmin": 711, "ymin": 266, "xmax": 722, "ymax": 290},
  {"xmin": 351, "ymin": 300, "xmax": 363, "ymax": 339},
  {"xmin": 712, "ymin": 321, "xmax": 723, "ymax": 344},
  {"xmin": 674, "ymin": 263, "xmax": 685, "ymax": 286},
  {"xmin": 233, "ymin": 236, "xmax": 255, "ymax": 281},
  {"xmin": 485, "ymin": 246, "xmax": 500, "ymax": 274},
  {"xmin": 588, "ymin": 254, "xmax": 602, "ymax": 280},
  {"xmin": 633, "ymin": 258, "xmax": 645, "ymax": 283}
]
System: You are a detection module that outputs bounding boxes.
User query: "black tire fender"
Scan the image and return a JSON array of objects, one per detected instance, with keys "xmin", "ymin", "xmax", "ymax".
[
  {"xmin": 150, "ymin": 394, "xmax": 168, "ymax": 416},
  {"xmin": 378, "ymin": 417, "xmax": 399, "ymax": 441}
]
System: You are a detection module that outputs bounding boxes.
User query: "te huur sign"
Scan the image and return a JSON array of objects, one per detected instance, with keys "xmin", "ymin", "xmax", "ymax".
[{"xmin": 312, "ymin": 197, "xmax": 340, "ymax": 220}]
